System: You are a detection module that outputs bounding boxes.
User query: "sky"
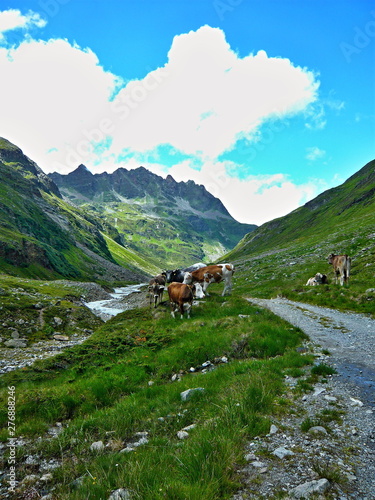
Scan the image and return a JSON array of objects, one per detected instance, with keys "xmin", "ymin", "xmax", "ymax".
[{"xmin": 0, "ymin": 0, "xmax": 374, "ymax": 225}]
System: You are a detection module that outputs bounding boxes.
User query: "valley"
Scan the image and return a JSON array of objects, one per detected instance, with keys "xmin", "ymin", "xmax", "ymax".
[{"xmin": 0, "ymin": 138, "xmax": 374, "ymax": 499}]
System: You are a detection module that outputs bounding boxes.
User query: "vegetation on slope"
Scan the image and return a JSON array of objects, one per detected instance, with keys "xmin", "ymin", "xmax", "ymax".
[
  {"xmin": 0, "ymin": 138, "xmax": 149, "ymax": 282},
  {"xmin": 225, "ymin": 159, "xmax": 375, "ymax": 316}
]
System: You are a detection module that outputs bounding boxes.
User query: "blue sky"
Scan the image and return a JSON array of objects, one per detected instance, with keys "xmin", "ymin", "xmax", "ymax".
[{"xmin": 0, "ymin": 0, "xmax": 374, "ymax": 224}]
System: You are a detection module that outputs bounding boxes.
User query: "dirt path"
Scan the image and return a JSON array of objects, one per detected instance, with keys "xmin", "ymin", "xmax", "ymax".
[
  {"xmin": 247, "ymin": 297, "xmax": 375, "ymax": 406},
  {"xmin": 234, "ymin": 297, "xmax": 375, "ymax": 499}
]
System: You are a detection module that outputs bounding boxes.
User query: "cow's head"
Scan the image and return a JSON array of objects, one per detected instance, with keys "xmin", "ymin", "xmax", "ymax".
[
  {"xmin": 183, "ymin": 272, "xmax": 193, "ymax": 284},
  {"xmin": 327, "ymin": 253, "xmax": 336, "ymax": 264}
]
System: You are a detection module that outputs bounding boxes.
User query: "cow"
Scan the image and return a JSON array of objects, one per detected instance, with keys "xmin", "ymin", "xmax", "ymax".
[
  {"xmin": 148, "ymin": 274, "xmax": 166, "ymax": 308},
  {"xmin": 167, "ymin": 282, "xmax": 196, "ymax": 319},
  {"xmin": 306, "ymin": 273, "xmax": 328, "ymax": 286},
  {"xmin": 163, "ymin": 263, "xmax": 207, "ymax": 283},
  {"xmin": 184, "ymin": 263, "xmax": 235, "ymax": 296},
  {"xmin": 328, "ymin": 254, "xmax": 351, "ymax": 286}
]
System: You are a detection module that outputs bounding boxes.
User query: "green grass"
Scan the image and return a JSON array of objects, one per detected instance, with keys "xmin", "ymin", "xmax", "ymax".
[{"xmin": 0, "ymin": 290, "xmax": 316, "ymax": 499}]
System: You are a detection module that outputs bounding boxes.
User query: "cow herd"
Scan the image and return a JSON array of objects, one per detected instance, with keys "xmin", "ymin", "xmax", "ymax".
[
  {"xmin": 148, "ymin": 262, "xmax": 235, "ymax": 319},
  {"xmin": 149, "ymin": 253, "xmax": 352, "ymax": 319}
]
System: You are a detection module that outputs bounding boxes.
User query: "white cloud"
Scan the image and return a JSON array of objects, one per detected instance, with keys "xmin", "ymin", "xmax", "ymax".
[
  {"xmin": 0, "ymin": 24, "xmax": 320, "ymax": 173},
  {"xmin": 0, "ymin": 23, "xmax": 322, "ymax": 224},
  {"xmin": 0, "ymin": 37, "xmax": 120, "ymax": 170},
  {"xmin": 108, "ymin": 26, "xmax": 319, "ymax": 161},
  {"xmin": 0, "ymin": 9, "xmax": 46, "ymax": 41},
  {"xmin": 306, "ymin": 146, "xmax": 326, "ymax": 161}
]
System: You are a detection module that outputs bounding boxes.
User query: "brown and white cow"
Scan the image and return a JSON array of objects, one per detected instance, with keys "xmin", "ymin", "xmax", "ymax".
[
  {"xmin": 184, "ymin": 263, "xmax": 235, "ymax": 296},
  {"xmin": 148, "ymin": 274, "xmax": 166, "ymax": 308},
  {"xmin": 168, "ymin": 282, "xmax": 196, "ymax": 319},
  {"xmin": 328, "ymin": 254, "xmax": 351, "ymax": 286}
]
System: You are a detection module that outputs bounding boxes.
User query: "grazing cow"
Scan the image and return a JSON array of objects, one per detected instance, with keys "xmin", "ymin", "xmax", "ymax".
[
  {"xmin": 163, "ymin": 263, "xmax": 207, "ymax": 283},
  {"xmin": 168, "ymin": 282, "xmax": 196, "ymax": 319},
  {"xmin": 328, "ymin": 254, "xmax": 351, "ymax": 285},
  {"xmin": 148, "ymin": 274, "xmax": 166, "ymax": 308},
  {"xmin": 185, "ymin": 263, "xmax": 235, "ymax": 296},
  {"xmin": 306, "ymin": 273, "xmax": 328, "ymax": 286}
]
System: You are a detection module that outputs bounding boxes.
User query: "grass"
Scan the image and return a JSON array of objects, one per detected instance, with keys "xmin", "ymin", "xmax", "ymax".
[{"xmin": 0, "ymin": 290, "xmax": 316, "ymax": 499}]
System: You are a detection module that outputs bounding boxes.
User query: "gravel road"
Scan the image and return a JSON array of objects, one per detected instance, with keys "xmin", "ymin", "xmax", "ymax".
[
  {"xmin": 239, "ymin": 297, "xmax": 375, "ymax": 499},
  {"xmin": 247, "ymin": 298, "xmax": 375, "ymax": 406}
]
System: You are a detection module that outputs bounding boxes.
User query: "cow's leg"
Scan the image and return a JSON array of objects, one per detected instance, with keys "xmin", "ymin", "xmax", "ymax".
[
  {"xmin": 170, "ymin": 302, "xmax": 176, "ymax": 318},
  {"xmin": 222, "ymin": 278, "xmax": 232, "ymax": 296},
  {"xmin": 183, "ymin": 302, "xmax": 192, "ymax": 319}
]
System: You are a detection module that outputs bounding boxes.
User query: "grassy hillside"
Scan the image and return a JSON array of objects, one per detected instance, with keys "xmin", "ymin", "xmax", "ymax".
[
  {"xmin": 1, "ymin": 289, "xmax": 319, "ymax": 499},
  {"xmin": 0, "ymin": 138, "xmax": 149, "ymax": 282},
  {"xmin": 224, "ymin": 159, "xmax": 375, "ymax": 316}
]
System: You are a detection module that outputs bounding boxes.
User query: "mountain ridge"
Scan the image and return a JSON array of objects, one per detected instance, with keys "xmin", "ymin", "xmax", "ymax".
[{"xmin": 50, "ymin": 163, "xmax": 256, "ymax": 266}]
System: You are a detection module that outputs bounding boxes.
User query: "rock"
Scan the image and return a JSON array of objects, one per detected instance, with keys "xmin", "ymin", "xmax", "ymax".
[
  {"xmin": 251, "ymin": 461, "xmax": 266, "ymax": 468},
  {"xmin": 350, "ymin": 397, "xmax": 363, "ymax": 407},
  {"xmin": 182, "ymin": 424, "xmax": 196, "ymax": 432},
  {"xmin": 308, "ymin": 426, "xmax": 328, "ymax": 435},
  {"xmin": 10, "ymin": 330, "xmax": 20, "ymax": 339},
  {"xmin": 4, "ymin": 339, "xmax": 27, "ymax": 348},
  {"xmin": 324, "ymin": 395, "xmax": 337, "ymax": 402},
  {"xmin": 177, "ymin": 431, "xmax": 189, "ymax": 440},
  {"xmin": 40, "ymin": 473, "xmax": 53, "ymax": 482},
  {"xmin": 290, "ymin": 478, "xmax": 330, "ymax": 498},
  {"xmin": 108, "ymin": 489, "xmax": 132, "ymax": 500},
  {"xmin": 54, "ymin": 317, "xmax": 63, "ymax": 325},
  {"xmin": 269, "ymin": 424, "xmax": 278, "ymax": 435},
  {"xmin": 272, "ymin": 446, "xmax": 295, "ymax": 459},
  {"xmin": 22, "ymin": 474, "xmax": 38, "ymax": 485},
  {"xmin": 180, "ymin": 388, "xmax": 205, "ymax": 401},
  {"xmin": 53, "ymin": 334, "xmax": 70, "ymax": 341},
  {"xmin": 313, "ymin": 386, "xmax": 326, "ymax": 396},
  {"xmin": 90, "ymin": 440, "xmax": 104, "ymax": 452}
]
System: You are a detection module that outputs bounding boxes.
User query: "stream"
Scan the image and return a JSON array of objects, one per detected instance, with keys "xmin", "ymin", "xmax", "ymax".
[{"xmin": 84, "ymin": 283, "xmax": 147, "ymax": 321}]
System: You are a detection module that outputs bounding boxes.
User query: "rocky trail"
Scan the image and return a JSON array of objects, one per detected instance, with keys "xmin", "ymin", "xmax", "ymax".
[{"xmin": 232, "ymin": 297, "xmax": 375, "ymax": 500}]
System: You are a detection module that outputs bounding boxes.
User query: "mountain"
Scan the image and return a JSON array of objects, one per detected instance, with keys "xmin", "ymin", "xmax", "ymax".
[
  {"xmin": 223, "ymin": 158, "xmax": 375, "ymax": 314},
  {"xmin": 0, "ymin": 138, "xmax": 149, "ymax": 282},
  {"xmin": 50, "ymin": 165, "xmax": 256, "ymax": 267},
  {"xmin": 227, "ymin": 159, "xmax": 375, "ymax": 260}
]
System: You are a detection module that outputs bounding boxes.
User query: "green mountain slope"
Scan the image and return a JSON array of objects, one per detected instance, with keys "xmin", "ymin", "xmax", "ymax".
[
  {"xmin": 0, "ymin": 138, "xmax": 148, "ymax": 282},
  {"xmin": 225, "ymin": 159, "xmax": 375, "ymax": 314},
  {"xmin": 50, "ymin": 165, "xmax": 256, "ymax": 268}
]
